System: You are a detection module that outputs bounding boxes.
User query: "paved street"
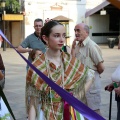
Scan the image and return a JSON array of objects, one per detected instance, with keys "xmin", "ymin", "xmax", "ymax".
[{"xmin": 0, "ymin": 45, "xmax": 120, "ymax": 120}]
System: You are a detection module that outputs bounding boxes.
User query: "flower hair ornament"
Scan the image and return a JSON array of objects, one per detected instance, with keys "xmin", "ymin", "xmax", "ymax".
[{"xmin": 45, "ymin": 18, "xmax": 53, "ymax": 24}]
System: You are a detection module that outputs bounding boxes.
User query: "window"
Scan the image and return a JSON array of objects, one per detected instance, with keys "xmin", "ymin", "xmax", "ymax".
[{"xmin": 60, "ymin": 21, "xmax": 69, "ymax": 36}]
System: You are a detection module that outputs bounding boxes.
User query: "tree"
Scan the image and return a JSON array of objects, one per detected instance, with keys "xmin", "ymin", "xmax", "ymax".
[{"xmin": 5, "ymin": 0, "xmax": 20, "ymax": 13}]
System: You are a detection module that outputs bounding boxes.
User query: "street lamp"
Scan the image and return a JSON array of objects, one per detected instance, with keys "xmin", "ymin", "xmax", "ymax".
[
  {"xmin": 100, "ymin": 9, "xmax": 107, "ymax": 15},
  {"xmin": 0, "ymin": 0, "xmax": 6, "ymax": 13},
  {"xmin": 0, "ymin": 0, "xmax": 6, "ymax": 51}
]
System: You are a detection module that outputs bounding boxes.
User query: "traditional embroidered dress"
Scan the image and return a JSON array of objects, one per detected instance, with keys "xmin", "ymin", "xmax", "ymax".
[{"xmin": 26, "ymin": 52, "xmax": 94, "ymax": 120}]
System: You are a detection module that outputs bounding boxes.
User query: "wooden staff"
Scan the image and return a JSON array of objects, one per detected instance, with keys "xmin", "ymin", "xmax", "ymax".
[{"xmin": 0, "ymin": 86, "xmax": 16, "ymax": 120}]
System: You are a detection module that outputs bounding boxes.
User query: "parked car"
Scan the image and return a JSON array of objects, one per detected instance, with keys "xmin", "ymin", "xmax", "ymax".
[{"xmin": 0, "ymin": 54, "xmax": 5, "ymax": 89}]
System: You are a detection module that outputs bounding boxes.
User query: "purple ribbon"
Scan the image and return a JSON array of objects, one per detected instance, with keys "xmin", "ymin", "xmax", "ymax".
[{"xmin": 0, "ymin": 30, "xmax": 106, "ymax": 120}]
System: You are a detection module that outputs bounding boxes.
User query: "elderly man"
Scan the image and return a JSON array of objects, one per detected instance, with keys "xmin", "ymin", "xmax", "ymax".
[{"xmin": 71, "ymin": 23, "xmax": 105, "ymax": 115}]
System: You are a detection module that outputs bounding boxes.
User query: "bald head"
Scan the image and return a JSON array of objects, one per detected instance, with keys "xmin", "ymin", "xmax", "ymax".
[
  {"xmin": 74, "ymin": 23, "xmax": 89, "ymax": 42},
  {"xmin": 76, "ymin": 23, "xmax": 89, "ymax": 34}
]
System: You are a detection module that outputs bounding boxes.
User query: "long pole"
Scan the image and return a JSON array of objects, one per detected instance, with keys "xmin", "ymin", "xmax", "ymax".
[
  {"xmin": 109, "ymin": 92, "xmax": 112, "ymax": 120},
  {"xmin": 3, "ymin": 20, "xmax": 6, "ymax": 51},
  {"xmin": 0, "ymin": 86, "xmax": 16, "ymax": 120}
]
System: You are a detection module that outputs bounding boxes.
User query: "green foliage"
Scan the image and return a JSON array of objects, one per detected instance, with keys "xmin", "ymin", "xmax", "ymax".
[
  {"xmin": 0, "ymin": 113, "xmax": 10, "ymax": 120},
  {"xmin": 5, "ymin": 0, "xmax": 20, "ymax": 13},
  {"xmin": 89, "ymin": 26, "xmax": 92, "ymax": 29}
]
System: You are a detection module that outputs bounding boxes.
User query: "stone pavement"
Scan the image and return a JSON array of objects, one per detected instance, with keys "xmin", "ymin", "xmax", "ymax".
[{"xmin": 0, "ymin": 45, "xmax": 120, "ymax": 120}]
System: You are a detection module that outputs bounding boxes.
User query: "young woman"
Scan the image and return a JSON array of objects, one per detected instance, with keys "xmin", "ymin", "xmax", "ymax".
[
  {"xmin": 26, "ymin": 49, "xmax": 42, "ymax": 117},
  {"xmin": 26, "ymin": 21, "xmax": 95, "ymax": 120}
]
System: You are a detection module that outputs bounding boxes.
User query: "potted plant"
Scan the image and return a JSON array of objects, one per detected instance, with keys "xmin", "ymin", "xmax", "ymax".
[{"xmin": 107, "ymin": 38, "xmax": 116, "ymax": 48}]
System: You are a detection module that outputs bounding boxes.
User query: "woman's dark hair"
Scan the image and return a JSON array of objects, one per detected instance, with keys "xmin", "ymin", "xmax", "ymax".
[
  {"xmin": 29, "ymin": 49, "xmax": 41, "ymax": 61},
  {"xmin": 40, "ymin": 20, "xmax": 63, "ymax": 44}
]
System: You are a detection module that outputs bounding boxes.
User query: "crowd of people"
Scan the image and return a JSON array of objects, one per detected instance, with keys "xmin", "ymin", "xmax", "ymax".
[
  {"xmin": 13, "ymin": 18, "xmax": 120, "ymax": 120},
  {"xmin": 0, "ymin": 17, "xmax": 120, "ymax": 120}
]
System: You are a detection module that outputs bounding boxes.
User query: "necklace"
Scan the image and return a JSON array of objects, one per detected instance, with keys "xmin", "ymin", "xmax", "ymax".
[
  {"xmin": 45, "ymin": 52, "xmax": 64, "ymax": 120},
  {"xmin": 46, "ymin": 50, "xmax": 62, "ymax": 68}
]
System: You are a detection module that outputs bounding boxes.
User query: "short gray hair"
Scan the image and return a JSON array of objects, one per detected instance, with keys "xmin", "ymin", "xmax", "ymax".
[
  {"xmin": 34, "ymin": 18, "xmax": 43, "ymax": 23},
  {"xmin": 84, "ymin": 25, "xmax": 89, "ymax": 34}
]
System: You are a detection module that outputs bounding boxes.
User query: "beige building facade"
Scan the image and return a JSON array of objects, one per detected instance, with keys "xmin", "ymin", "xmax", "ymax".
[
  {"xmin": 2, "ymin": 0, "xmax": 113, "ymax": 48},
  {"xmin": 24, "ymin": 0, "xmax": 87, "ymax": 46}
]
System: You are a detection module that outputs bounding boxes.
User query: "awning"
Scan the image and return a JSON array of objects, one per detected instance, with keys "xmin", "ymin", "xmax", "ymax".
[
  {"xmin": 85, "ymin": 1, "xmax": 110, "ymax": 18},
  {"xmin": 2, "ymin": 14, "xmax": 24, "ymax": 21},
  {"xmin": 52, "ymin": 15, "xmax": 73, "ymax": 21},
  {"xmin": 107, "ymin": 0, "xmax": 120, "ymax": 9}
]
